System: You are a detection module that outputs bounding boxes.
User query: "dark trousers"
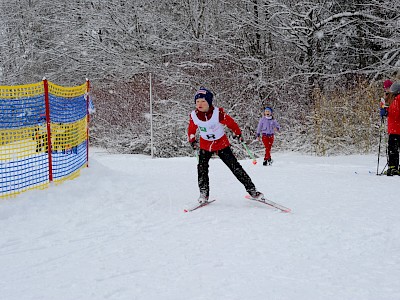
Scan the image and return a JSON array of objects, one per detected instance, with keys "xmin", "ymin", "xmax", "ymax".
[
  {"xmin": 197, "ymin": 146, "xmax": 256, "ymax": 197},
  {"xmin": 388, "ymin": 134, "xmax": 400, "ymax": 169}
]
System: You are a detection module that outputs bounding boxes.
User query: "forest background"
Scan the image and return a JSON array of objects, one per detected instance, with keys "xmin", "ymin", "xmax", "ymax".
[{"xmin": 1, "ymin": 0, "xmax": 399, "ymax": 158}]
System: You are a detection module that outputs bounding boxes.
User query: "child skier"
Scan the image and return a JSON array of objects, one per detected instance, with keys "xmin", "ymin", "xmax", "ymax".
[
  {"xmin": 188, "ymin": 87, "xmax": 264, "ymax": 204},
  {"xmin": 256, "ymin": 107, "xmax": 280, "ymax": 166},
  {"xmin": 380, "ymin": 80, "xmax": 393, "ymax": 114}
]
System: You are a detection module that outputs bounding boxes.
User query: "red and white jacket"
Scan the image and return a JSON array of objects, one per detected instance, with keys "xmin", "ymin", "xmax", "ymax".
[
  {"xmin": 388, "ymin": 94, "xmax": 400, "ymax": 135},
  {"xmin": 188, "ymin": 106, "xmax": 241, "ymax": 152}
]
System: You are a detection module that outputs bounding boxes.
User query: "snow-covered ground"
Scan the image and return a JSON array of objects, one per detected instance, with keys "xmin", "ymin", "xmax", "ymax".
[{"xmin": 1, "ymin": 149, "xmax": 399, "ymax": 300}]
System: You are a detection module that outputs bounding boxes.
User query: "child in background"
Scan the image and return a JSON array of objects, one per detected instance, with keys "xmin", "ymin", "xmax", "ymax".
[
  {"xmin": 380, "ymin": 80, "xmax": 393, "ymax": 115},
  {"xmin": 188, "ymin": 87, "xmax": 265, "ymax": 204},
  {"xmin": 256, "ymin": 107, "xmax": 280, "ymax": 166}
]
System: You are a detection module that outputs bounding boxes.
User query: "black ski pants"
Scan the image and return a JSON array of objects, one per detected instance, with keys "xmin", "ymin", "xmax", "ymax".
[
  {"xmin": 388, "ymin": 134, "xmax": 400, "ymax": 169},
  {"xmin": 197, "ymin": 146, "xmax": 256, "ymax": 197}
]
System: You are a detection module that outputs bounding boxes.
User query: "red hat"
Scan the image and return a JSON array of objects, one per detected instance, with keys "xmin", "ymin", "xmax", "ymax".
[{"xmin": 383, "ymin": 80, "xmax": 393, "ymax": 89}]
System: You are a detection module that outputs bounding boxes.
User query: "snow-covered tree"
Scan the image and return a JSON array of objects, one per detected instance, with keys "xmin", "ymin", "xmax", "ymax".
[{"xmin": 1, "ymin": 0, "xmax": 398, "ymax": 156}]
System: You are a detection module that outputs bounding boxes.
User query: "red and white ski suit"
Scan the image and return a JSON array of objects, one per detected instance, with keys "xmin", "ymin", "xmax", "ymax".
[
  {"xmin": 187, "ymin": 106, "xmax": 241, "ymax": 152},
  {"xmin": 187, "ymin": 105, "xmax": 257, "ymax": 197}
]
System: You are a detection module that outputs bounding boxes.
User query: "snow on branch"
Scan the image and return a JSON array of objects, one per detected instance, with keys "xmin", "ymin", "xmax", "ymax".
[{"xmin": 316, "ymin": 11, "xmax": 383, "ymax": 29}]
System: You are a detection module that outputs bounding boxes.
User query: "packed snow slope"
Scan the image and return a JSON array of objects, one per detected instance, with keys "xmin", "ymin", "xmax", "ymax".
[{"xmin": 1, "ymin": 149, "xmax": 399, "ymax": 300}]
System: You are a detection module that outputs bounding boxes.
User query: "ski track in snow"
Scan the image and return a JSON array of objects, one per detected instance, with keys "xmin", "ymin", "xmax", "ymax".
[{"xmin": 0, "ymin": 149, "xmax": 399, "ymax": 300}]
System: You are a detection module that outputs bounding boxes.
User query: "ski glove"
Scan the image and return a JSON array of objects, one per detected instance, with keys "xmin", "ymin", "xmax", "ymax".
[
  {"xmin": 234, "ymin": 134, "xmax": 244, "ymax": 143},
  {"xmin": 190, "ymin": 140, "xmax": 198, "ymax": 150},
  {"xmin": 380, "ymin": 108, "xmax": 388, "ymax": 117}
]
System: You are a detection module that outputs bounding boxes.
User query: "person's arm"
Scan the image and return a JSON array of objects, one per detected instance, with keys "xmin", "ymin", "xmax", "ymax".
[
  {"xmin": 219, "ymin": 108, "xmax": 241, "ymax": 136},
  {"xmin": 256, "ymin": 118, "xmax": 263, "ymax": 137},
  {"xmin": 187, "ymin": 114, "xmax": 198, "ymax": 149},
  {"xmin": 274, "ymin": 120, "xmax": 280, "ymax": 132}
]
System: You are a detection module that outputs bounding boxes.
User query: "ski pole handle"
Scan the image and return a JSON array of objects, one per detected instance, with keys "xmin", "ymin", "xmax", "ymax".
[{"xmin": 241, "ymin": 141, "xmax": 257, "ymax": 165}]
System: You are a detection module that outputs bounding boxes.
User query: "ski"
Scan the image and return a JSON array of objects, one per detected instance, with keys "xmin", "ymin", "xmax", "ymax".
[
  {"xmin": 245, "ymin": 195, "xmax": 291, "ymax": 213},
  {"xmin": 184, "ymin": 200, "xmax": 216, "ymax": 213}
]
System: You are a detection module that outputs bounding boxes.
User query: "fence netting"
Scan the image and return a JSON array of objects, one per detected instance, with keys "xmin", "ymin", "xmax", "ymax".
[{"xmin": 0, "ymin": 80, "xmax": 90, "ymax": 198}]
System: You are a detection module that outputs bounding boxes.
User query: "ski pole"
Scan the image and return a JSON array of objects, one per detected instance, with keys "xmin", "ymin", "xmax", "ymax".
[{"xmin": 241, "ymin": 141, "xmax": 257, "ymax": 165}]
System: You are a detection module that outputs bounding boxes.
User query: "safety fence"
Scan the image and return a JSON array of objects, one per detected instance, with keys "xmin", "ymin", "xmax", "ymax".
[{"xmin": 0, "ymin": 79, "xmax": 90, "ymax": 198}]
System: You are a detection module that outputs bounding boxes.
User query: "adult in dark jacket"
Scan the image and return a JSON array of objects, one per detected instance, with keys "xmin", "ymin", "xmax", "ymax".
[{"xmin": 381, "ymin": 81, "xmax": 400, "ymax": 176}]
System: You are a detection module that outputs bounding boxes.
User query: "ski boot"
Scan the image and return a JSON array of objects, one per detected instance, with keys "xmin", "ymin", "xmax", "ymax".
[
  {"xmin": 263, "ymin": 158, "xmax": 273, "ymax": 166},
  {"xmin": 198, "ymin": 193, "xmax": 209, "ymax": 204},
  {"xmin": 248, "ymin": 191, "xmax": 265, "ymax": 201},
  {"xmin": 387, "ymin": 166, "xmax": 400, "ymax": 176}
]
